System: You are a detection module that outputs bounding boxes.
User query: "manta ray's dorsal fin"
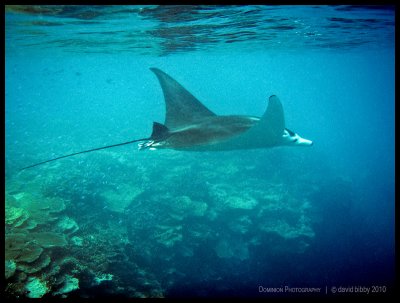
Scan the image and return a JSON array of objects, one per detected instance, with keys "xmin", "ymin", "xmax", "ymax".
[{"xmin": 150, "ymin": 68, "xmax": 216, "ymax": 129}]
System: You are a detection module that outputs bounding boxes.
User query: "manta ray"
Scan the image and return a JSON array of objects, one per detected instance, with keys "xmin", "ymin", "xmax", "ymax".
[{"xmin": 20, "ymin": 68, "xmax": 312, "ymax": 171}]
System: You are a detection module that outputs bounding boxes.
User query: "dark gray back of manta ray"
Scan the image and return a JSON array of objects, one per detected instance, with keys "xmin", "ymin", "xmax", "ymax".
[
  {"xmin": 187, "ymin": 95, "xmax": 286, "ymax": 151},
  {"xmin": 150, "ymin": 68, "xmax": 216, "ymax": 129},
  {"xmin": 216, "ymin": 95, "xmax": 285, "ymax": 150},
  {"xmin": 150, "ymin": 68, "xmax": 285, "ymax": 151}
]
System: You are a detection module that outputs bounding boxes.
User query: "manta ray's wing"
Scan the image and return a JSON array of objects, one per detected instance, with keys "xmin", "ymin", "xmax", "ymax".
[
  {"xmin": 150, "ymin": 68, "xmax": 216, "ymax": 129},
  {"xmin": 258, "ymin": 95, "xmax": 285, "ymax": 142},
  {"xmin": 211, "ymin": 95, "xmax": 285, "ymax": 150}
]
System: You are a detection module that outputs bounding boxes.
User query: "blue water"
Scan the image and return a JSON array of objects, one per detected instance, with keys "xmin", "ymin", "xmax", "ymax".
[{"xmin": 5, "ymin": 5, "xmax": 395, "ymax": 298}]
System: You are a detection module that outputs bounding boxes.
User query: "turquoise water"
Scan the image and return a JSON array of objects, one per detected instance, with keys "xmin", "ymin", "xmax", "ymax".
[{"xmin": 5, "ymin": 5, "xmax": 395, "ymax": 298}]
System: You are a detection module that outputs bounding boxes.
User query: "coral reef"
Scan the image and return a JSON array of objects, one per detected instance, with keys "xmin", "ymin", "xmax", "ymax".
[
  {"xmin": 154, "ymin": 224, "xmax": 183, "ymax": 248},
  {"xmin": 100, "ymin": 183, "xmax": 144, "ymax": 213},
  {"xmin": 210, "ymin": 184, "xmax": 258, "ymax": 210},
  {"xmin": 56, "ymin": 216, "xmax": 79, "ymax": 234},
  {"xmin": 214, "ymin": 239, "xmax": 249, "ymax": 260},
  {"xmin": 30, "ymin": 232, "xmax": 68, "ymax": 248},
  {"xmin": 5, "ymin": 260, "xmax": 17, "ymax": 280},
  {"xmin": 5, "ymin": 205, "xmax": 29, "ymax": 227},
  {"xmin": 93, "ymin": 273, "xmax": 113, "ymax": 285},
  {"xmin": 6, "ymin": 146, "xmax": 319, "ymax": 298},
  {"xmin": 5, "ymin": 180, "xmax": 79, "ymax": 298},
  {"xmin": 54, "ymin": 275, "xmax": 79, "ymax": 296},
  {"xmin": 168, "ymin": 195, "xmax": 208, "ymax": 220},
  {"xmin": 25, "ymin": 277, "xmax": 49, "ymax": 298},
  {"xmin": 6, "ymin": 233, "xmax": 44, "ymax": 263},
  {"xmin": 71, "ymin": 236, "xmax": 83, "ymax": 246}
]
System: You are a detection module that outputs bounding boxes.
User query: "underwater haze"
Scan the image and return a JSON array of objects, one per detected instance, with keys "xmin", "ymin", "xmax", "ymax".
[{"xmin": 5, "ymin": 5, "xmax": 395, "ymax": 298}]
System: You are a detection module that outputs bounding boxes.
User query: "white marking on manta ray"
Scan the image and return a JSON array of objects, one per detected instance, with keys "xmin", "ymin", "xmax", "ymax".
[{"xmin": 19, "ymin": 68, "xmax": 313, "ymax": 171}]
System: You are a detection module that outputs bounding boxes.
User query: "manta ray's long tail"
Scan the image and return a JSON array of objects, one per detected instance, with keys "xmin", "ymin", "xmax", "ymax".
[{"xmin": 19, "ymin": 138, "xmax": 150, "ymax": 171}]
